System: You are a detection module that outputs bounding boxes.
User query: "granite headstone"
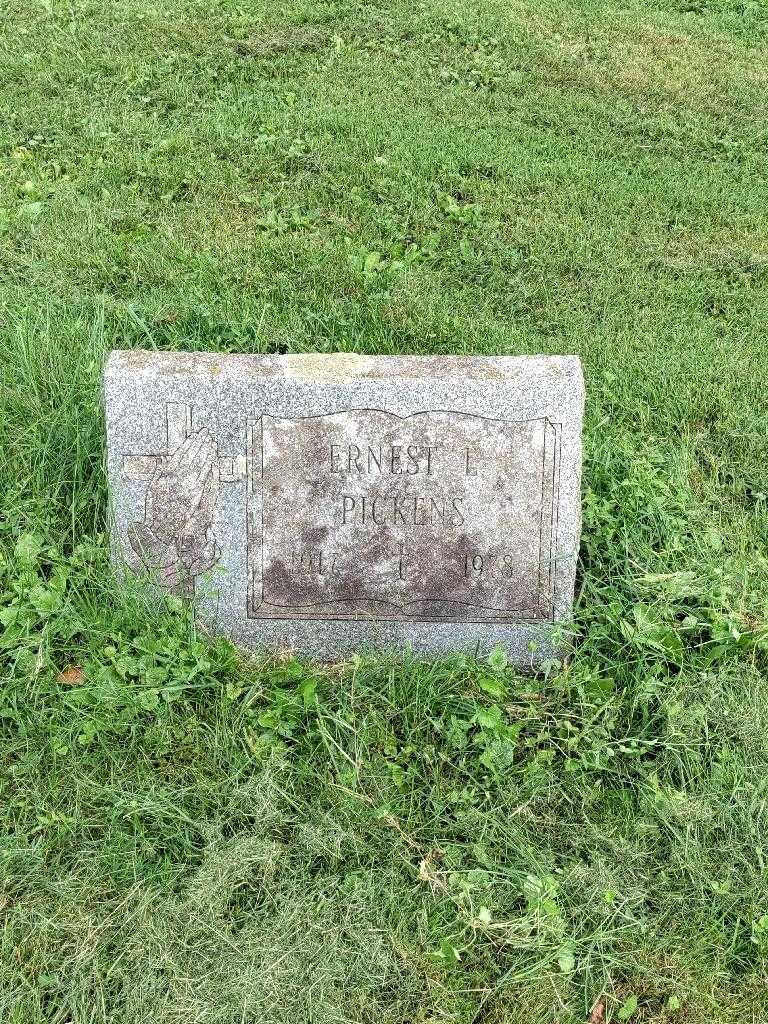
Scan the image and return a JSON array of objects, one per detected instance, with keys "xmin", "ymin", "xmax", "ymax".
[{"xmin": 105, "ymin": 351, "xmax": 583, "ymax": 666}]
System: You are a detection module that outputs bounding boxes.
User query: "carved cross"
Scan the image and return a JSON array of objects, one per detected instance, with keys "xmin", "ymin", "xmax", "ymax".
[{"xmin": 391, "ymin": 541, "xmax": 408, "ymax": 581}]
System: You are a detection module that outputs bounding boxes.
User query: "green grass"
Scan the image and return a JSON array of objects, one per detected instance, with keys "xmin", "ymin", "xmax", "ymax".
[{"xmin": 2, "ymin": 1, "xmax": 768, "ymax": 1021}]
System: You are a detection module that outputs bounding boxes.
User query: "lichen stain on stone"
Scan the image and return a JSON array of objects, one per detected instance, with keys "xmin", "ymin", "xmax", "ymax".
[
  {"xmin": 109, "ymin": 350, "xmax": 562, "ymax": 388},
  {"xmin": 398, "ymin": 356, "xmax": 505, "ymax": 381},
  {"xmin": 110, "ymin": 349, "xmax": 226, "ymax": 377},
  {"xmin": 283, "ymin": 353, "xmax": 374, "ymax": 383},
  {"xmin": 277, "ymin": 354, "xmax": 519, "ymax": 387}
]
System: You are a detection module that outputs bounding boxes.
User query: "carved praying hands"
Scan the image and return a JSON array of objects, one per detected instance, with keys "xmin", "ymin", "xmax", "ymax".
[{"xmin": 128, "ymin": 428, "xmax": 222, "ymax": 595}]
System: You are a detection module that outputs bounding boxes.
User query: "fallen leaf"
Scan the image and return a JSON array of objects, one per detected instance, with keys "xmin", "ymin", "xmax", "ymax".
[
  {"xmin": 417, "ymin": 852, "xmax": 447, "ymax": 891},
  {"xmin": 57, "ymin": 665, "xmax": 84, "ymax": 685},
  {"xmin": 588, "ymin": 999, "xmax": 605, "ymax": 1023}
]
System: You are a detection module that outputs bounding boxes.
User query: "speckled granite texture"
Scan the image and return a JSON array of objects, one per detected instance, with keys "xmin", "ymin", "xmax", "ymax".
[{"xmin": 105, "ymin": 351, "xmax": 584, "ymax": 667}]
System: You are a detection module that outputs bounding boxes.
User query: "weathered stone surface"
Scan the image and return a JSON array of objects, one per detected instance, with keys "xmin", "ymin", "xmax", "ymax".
[{"xmin": 105, "ymin": 351, "xmax": 584, "ymax": 666}]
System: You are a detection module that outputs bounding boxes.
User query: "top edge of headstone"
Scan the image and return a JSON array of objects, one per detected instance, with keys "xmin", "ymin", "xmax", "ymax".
[{"xmin": 105, "ymin": 349, "xmax": 583, "ymax": 387}]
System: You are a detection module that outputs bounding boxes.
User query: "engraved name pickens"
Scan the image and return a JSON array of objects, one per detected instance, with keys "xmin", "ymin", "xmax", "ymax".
[{"xmin": 247, "ymin": 409, "xmax": 561, "ymax": 623}]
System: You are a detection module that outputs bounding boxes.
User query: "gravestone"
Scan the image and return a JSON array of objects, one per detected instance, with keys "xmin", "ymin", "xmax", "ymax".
[{"xmin": 105, "ymin": 351, "xmax": 583, "ymax": 666}]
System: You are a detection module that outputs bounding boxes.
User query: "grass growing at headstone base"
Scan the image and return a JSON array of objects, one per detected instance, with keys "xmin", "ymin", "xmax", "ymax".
[{"xmin": 1, "ymin": 1, "xmax": 768, "ymax": 1022}]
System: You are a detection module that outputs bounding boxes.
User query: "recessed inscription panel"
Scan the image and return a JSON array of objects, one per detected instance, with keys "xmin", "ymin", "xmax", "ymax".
[{"xmin": 248, "ymin": 409, "xmax": 559, "ymax": 623}]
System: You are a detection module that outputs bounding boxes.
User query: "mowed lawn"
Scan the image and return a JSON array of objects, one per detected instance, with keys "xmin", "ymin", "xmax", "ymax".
[{"xmin": 1, "ymin": 1, "xmax": 768, "ymax": 1021}]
